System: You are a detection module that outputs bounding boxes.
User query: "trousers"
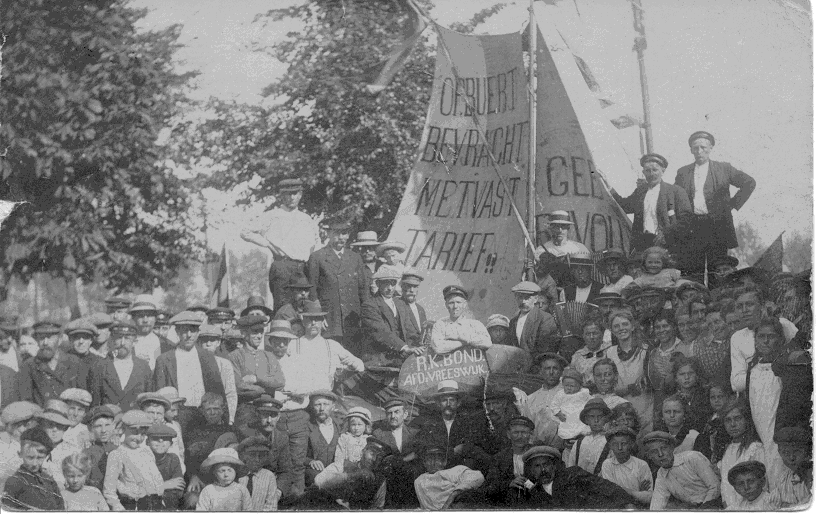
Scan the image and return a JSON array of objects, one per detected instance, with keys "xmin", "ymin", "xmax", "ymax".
[{"xmin": 277, "ymin": 409, "xmax": 311, "ymax": 497}]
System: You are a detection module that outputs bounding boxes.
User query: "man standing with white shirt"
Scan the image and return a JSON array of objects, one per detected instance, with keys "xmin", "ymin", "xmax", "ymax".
[
  {"xmin": 674, "ymin": 131, "xmax": 756, "ymax": 272},
  {"xmin": 129, "ymin": 294, "xmax": 163, "ymax": 371},
  {"xmin": 241, "ymin": 178, "xmax": 322, "ymax": 314}
]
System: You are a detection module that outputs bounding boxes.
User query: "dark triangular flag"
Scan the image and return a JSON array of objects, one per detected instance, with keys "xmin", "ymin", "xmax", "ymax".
[
  {"xmin": 210, "ymin": 244, "xmax": 231, "ymax": 308},
  {"xmin": 362, "ymin": 0, "xmax": 428, "ymax": 94},
  {"xmin": 753, "ymin": 232, "xmax": 784, "ymax": 274}
]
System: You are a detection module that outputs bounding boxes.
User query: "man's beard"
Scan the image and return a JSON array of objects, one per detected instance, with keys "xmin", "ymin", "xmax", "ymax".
[{"xmin": 36, "ymin": 347, "xmax": 56, "ymax": 362}]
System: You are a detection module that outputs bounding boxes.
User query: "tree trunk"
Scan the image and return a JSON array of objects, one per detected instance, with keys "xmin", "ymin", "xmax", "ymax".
[{"xmin": 65, "ymin": 275, "xmax": 82, "ymax": 320}]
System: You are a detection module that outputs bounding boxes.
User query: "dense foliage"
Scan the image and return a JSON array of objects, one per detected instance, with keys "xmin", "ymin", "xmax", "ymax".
[{"xmin": 0, "ymin": 0, "xmax": 203, "ymax": 298}]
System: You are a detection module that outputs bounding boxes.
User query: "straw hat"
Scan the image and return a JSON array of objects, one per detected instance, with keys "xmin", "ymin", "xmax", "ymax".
[{"xmin": 200, "ymin": 447, "xmax": 247, "ymax": 475}]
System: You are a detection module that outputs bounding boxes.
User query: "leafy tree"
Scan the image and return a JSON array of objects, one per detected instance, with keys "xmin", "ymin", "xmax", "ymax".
[
  {"xmin": 784, "ymin": 231, "xmax": 812, "ymax": 274},
  {"xmin": 174, "ymin": 0, "xmax": 436, "ymax": 231},
  {"xmin": 0, "ymin": 0, "xmax": 203, "ymax": 316},
  {"xmin": 228, "ymin": 249, "xmax": 269, "ymax": 307},
  {"xmin": 733, "ymin": 221, "xmax": 765, "ymax": 268}
]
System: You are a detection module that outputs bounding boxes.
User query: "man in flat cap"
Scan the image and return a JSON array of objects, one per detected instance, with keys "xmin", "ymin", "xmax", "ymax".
[
  {"xmin": 154, "ymin": 311, "xmax": 226, "ymax": 432},
  {"xmin": 372, "ymin": 398, "xmax": 418, "ymax": 457},
  {"xmin": 241, "ymin": 395, "xmax": 297, "ymax": 497},
  {"xmin": 19, "ymin": 321, "xmax": 88, "ymax": 406},
  {"xmin": 229, "ymin": 315, "xmax": 285, "ymax": 396},
  {"xmin": 609, "ymin": 153, "xmax": 692, "ymax": 252},
  {"xmin": 305, "ymin": 218, "xmax": 370, "ymax": 352},
  {"xmin": 361, "ymin": 266, "xmax": 422, "ymax": 368},
  {"xmin": 506, "ymin": 445, "xmax": 634, "ymax": 508},
  {"xmin": 429, "ymin": 286, "xmax": 492, "ymax": 355},
  {"xmin": 675, "ymin": 131, "xmax": 756, "ymax": 272},
  {"xmin": 241, "ymin": 177, "xmax": 322, "ymax": 314},
  {"xmin": 481, "ymin": 416, "xmax": 536, "ymax": 506},
  {"xmin": 508, "ymin": 281, "xmax": 559, "ymax": 356},
  {"xmin": 644, "ymin": 430, "xmax": 721, "ymax": 509},
  {"xmin": 129, "ymin": 294, "xmax": 165, "ymax": 371},
  {"xmin": 104, "ymin": 296, "xmax": 131, "ymax": 321},
  {"xmin": 88, "ymin": 320, "xmax": 153, "ymax": 412},
  {"xmin": 64, "ymin": 319, "xmax": 102, "ymax": 380},
  {"xmin": 399, "ymin": 269, "xmax": 427, "ymax": 347}
]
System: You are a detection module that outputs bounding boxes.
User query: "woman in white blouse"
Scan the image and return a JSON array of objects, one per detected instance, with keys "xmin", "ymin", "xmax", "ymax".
[{"xmin": 607, "ymin": 310, "xmax": 653, "ymax": 432}]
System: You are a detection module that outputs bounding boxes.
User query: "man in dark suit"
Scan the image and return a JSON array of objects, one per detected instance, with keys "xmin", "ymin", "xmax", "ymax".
[
  {"xmin": 674, "ymin": 131, "xmax": 756, "ymax": 273},
  {"xmin": 153, "ymin": 311, "xmax": 225, "ymax": 433},
  {"xmin": 611, "ymin": 153, "xmax": 692, "ymax": 252},
  {"xmin": 361, "ymin": 267, "xmax": 423, "ymax": 368},
  {"xmin": 482, "ymin": 416, "xmax": 535, "ymax": 506},
  {"xmin": 19, "ymin": 321, "xmax": 88, "ymax": 406},
  {"xmin": 507, "ymin": 281, "xmax": 559, "ymax": 356},
  {"xmin": 350, "ymin": 231, "xmax": 380, "ymax": 294},
  {"xmin": 303, "ymin": 390, "xmax": 341, "ymax": 487},
  {"xmin": 412, "ymin": 381, "xmax": 492, "ymax": 473},
  {"xmin": 88, "ymin": 321, "xmax": 152, "ymax": 412},
  {"xmin": 399, "ymin": 270, "xmax": 427, "ymax": 347},
  {"xmin": 372, "ymin": 398, "xmax": 418, "ymax": 456},
  {"xmin": 305, "ymin": 220, "xmax": 369, "ymax": 353},
  {"xmin": 562, "ymin": 257, "xmax": 604, "ymax": 304},
  {"xmin": 241, "ymin": 395, "xmax": 296, "ymax": 497}
]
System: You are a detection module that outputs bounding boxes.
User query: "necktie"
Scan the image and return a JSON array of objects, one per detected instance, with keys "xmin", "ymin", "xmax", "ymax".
[
  {"xmin": 583, "ymin": 350, "xmax": 605, "ymax": 358},
  {"xmin": 246, "ymin": 473, "xmax": 254, "ymax": 495}
]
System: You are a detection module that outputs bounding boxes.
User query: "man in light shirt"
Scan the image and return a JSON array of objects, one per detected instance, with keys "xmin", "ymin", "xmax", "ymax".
[
  {"xmin": 610, "ymin": 153, "xmax": 692, "ymax": 253},
  {"xmin": 645, "ymin": 431, "xmax": 721, "ymax": 510},
  {"xmin": 241, "ymin": 177, "xmax": 322, "ymax": 314},
  {"xmin": 674, "ymin": 131, "xmax": 756, "ymax": 273},
  {"xmin": 129, "ymin": 294, "xmax": 163, "ymax": 371},
  {"xmin": 536, "ymin": 211, "xmax": 589, "ymax": 258},
  {"xmin": 514, "ymin": 353, "xmax": 567, "ymax": 449},
  {"xmin": 429, "ymin": 285, "xmax": 492, "ymax": 355}
]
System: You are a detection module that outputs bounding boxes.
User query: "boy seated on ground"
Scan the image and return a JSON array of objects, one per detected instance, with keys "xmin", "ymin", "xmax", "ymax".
[
  {"xmin": 1, "ymin": 427, "xmax": 65, "ymax": 511},
  {"xmin": 726, "ymin": 461, "xmax": 781, "ymax": 511}
]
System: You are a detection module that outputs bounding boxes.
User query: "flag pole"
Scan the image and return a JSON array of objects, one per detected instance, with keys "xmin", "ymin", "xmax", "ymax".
[
  {"xmin": 526, "ymin": 0, "xmax": 538, "ymax": 281},
  {"xmin": 631, "ymin": 0, "xmax": 653, "ymax": 154}
]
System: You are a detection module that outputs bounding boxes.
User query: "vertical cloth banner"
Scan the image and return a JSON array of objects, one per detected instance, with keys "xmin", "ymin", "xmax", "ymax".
[
  {"xmin": 532, "ymin": 4, "xmax": 635, "ymax": 255},
  {"xmin": 210, "ymin": 244, "xmax": 231, "ymax": 308},
  {"xmin": 387, "ymin": 27, "xmax": 530, "ymax": 321}
]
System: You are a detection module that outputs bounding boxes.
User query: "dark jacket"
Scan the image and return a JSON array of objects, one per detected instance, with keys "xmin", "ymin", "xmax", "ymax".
[
  {"xmin": 306, "ymin": 246, "xmax": 369, "ymax": 339},
  {"xmin": 0, "ymin": 363, "xmax": 19, "ymax": 409},
  {"xmin": 371, "ymin": 421, "xmax": 418, "ymax": 456},
  {"xmin": 153, "ymin": 347, "xmax": 225, "ymax": 396},
  {"xmin": 506, "ymin": 466, "xmax": 635, "ymax": 509},
  {"xmin": 413, "ymin": 413, "xmax": 492, "ymax": 472},
  {"xmin": 507, "ymin": 307, "xmax": 559, "ymax": 356},
  {"xmin": 18, "ymin": 352, "xmax": 88, "ymax": 406},
  {"xmin": 613, "ymin": 181, "xmax": 692, "ymax": 250},
  {"xmin": 484, "ymin": 447, "xmax": 519, "ymax": 501},
  {"xmin": 361, "ymin": 294, "xmax": 417, "ymax": 367},
  {"xmin": 562, "ymin": 280, "xmax": 604, "ymax": 304},
  {"xmin": 674, "ymin": 160, "xmax": 755, "ymax": 249},
  {"xmin": 88, "ymin": 355, "xmax": 153, "ymax": 411},
  {"xmin": 303, "ymin": 419, "xmax": 341, "ymax": 468},
  {"xmin": 2, "ymin": 467, "xmax": 65, "ymax": 511},
  {"xmin": 399, "ymin": 298, "xmax": 427, "ymax": 347}
]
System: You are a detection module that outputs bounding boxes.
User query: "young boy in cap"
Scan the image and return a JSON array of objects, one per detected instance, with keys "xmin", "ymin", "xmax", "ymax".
[
  {"xmin": 1, "ymin": 427, "xmax": 65, "ymax": 511},
  {"xmin": 103, "ymin": 410, "xmax": 168, "ymax": 510},
  {"xmin": 138, "ymin": 391, "xmax": 186, "ymax": 474},
  {"xmin": 600, "ymin": 426, "xmax": 652, "ymax": 506},
  {"xmin": 60, "ymin": 387, "xmax": 93, "ymax": 452},
  {"xmin": 726, "ymin": 461, "xmax": 781, "ymax": 510},
  {"xmin": 85, "ymin": 405, "xmax": 118, "ymax": 490},
  {"xmin": 147, "ymin": 423, "xmax": 185, "ymax": 509},
  {"xmin": 566, "ymin": 397, "xmax": 611, "ymax": 473},
  {"xmin": 36, "ymin": 398, "xmax": 73, "ymax": 489},
  {"xmin": 772, "ymin": 426, "xmax": 812, "ymax": 508},
  {"xmin": 156, "ymin": 387, "xmax": 187, "ymax": 473},
  {"xmin": 0, "ymin": 402, "xmax": 42, "ymax": 491},
  {"xmin": 196, "ymin": 447, "xmax": 252, "ymax": 511},
  {"xmin": 236, "ymin": 436, "xmax": 282, "ymax": 510},
  {"xmin": 414, "ymin": 443, "xmax": 485, "ymax": 510},
  {"xmin": 485, "ymin": 315, "xmax": 510, "ymax": 345}
]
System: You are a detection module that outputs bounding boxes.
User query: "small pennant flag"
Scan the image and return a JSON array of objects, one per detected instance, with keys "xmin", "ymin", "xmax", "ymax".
[
  {"xmin": 210, "ymin": 244, "xmax": 231, "ymax": 308},
  {"xmin": 753, "ymin": 232, "xmax": 784, "ymax": 274},
  {"xmin": 363, "ymin": 0, "xmax": 428, "ymax": 94}
]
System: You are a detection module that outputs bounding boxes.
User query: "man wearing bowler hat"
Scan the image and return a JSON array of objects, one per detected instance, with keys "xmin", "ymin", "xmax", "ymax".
[
  {"xmin": 241, "ymin": 177, "xmax": 322, "ymax": 313},
  {"xmin": 609, "ymin": 153, "xmax": 692, "ymax": 252},
  {"xmin": 674, "ymin": 131, "xmax": 756, "ymax": 272},
  {"xmin": 430, "ymin": 286, "xmax": 492, "ymax": 355},
  {"xmin": 305, "ymin": 218, "xmax": 370, "ymax": 352},
  {"xmin": 508, "ymin": 281, "xmax": 559, "ymax": 356},
  {"xmin": 273, "ymin": 274, "xmax": 313, "ymax": 337}
]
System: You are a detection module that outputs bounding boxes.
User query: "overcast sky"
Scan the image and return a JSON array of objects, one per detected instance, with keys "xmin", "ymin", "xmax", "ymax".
[{"xmin": 133, "ymin": 0, "xmax": 813, "ymax": 257}]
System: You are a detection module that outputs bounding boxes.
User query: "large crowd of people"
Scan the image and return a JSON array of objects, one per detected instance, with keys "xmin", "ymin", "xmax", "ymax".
[{"xmin": 0, "ymin": 131, "xmax": 811, "ymax": 511}]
